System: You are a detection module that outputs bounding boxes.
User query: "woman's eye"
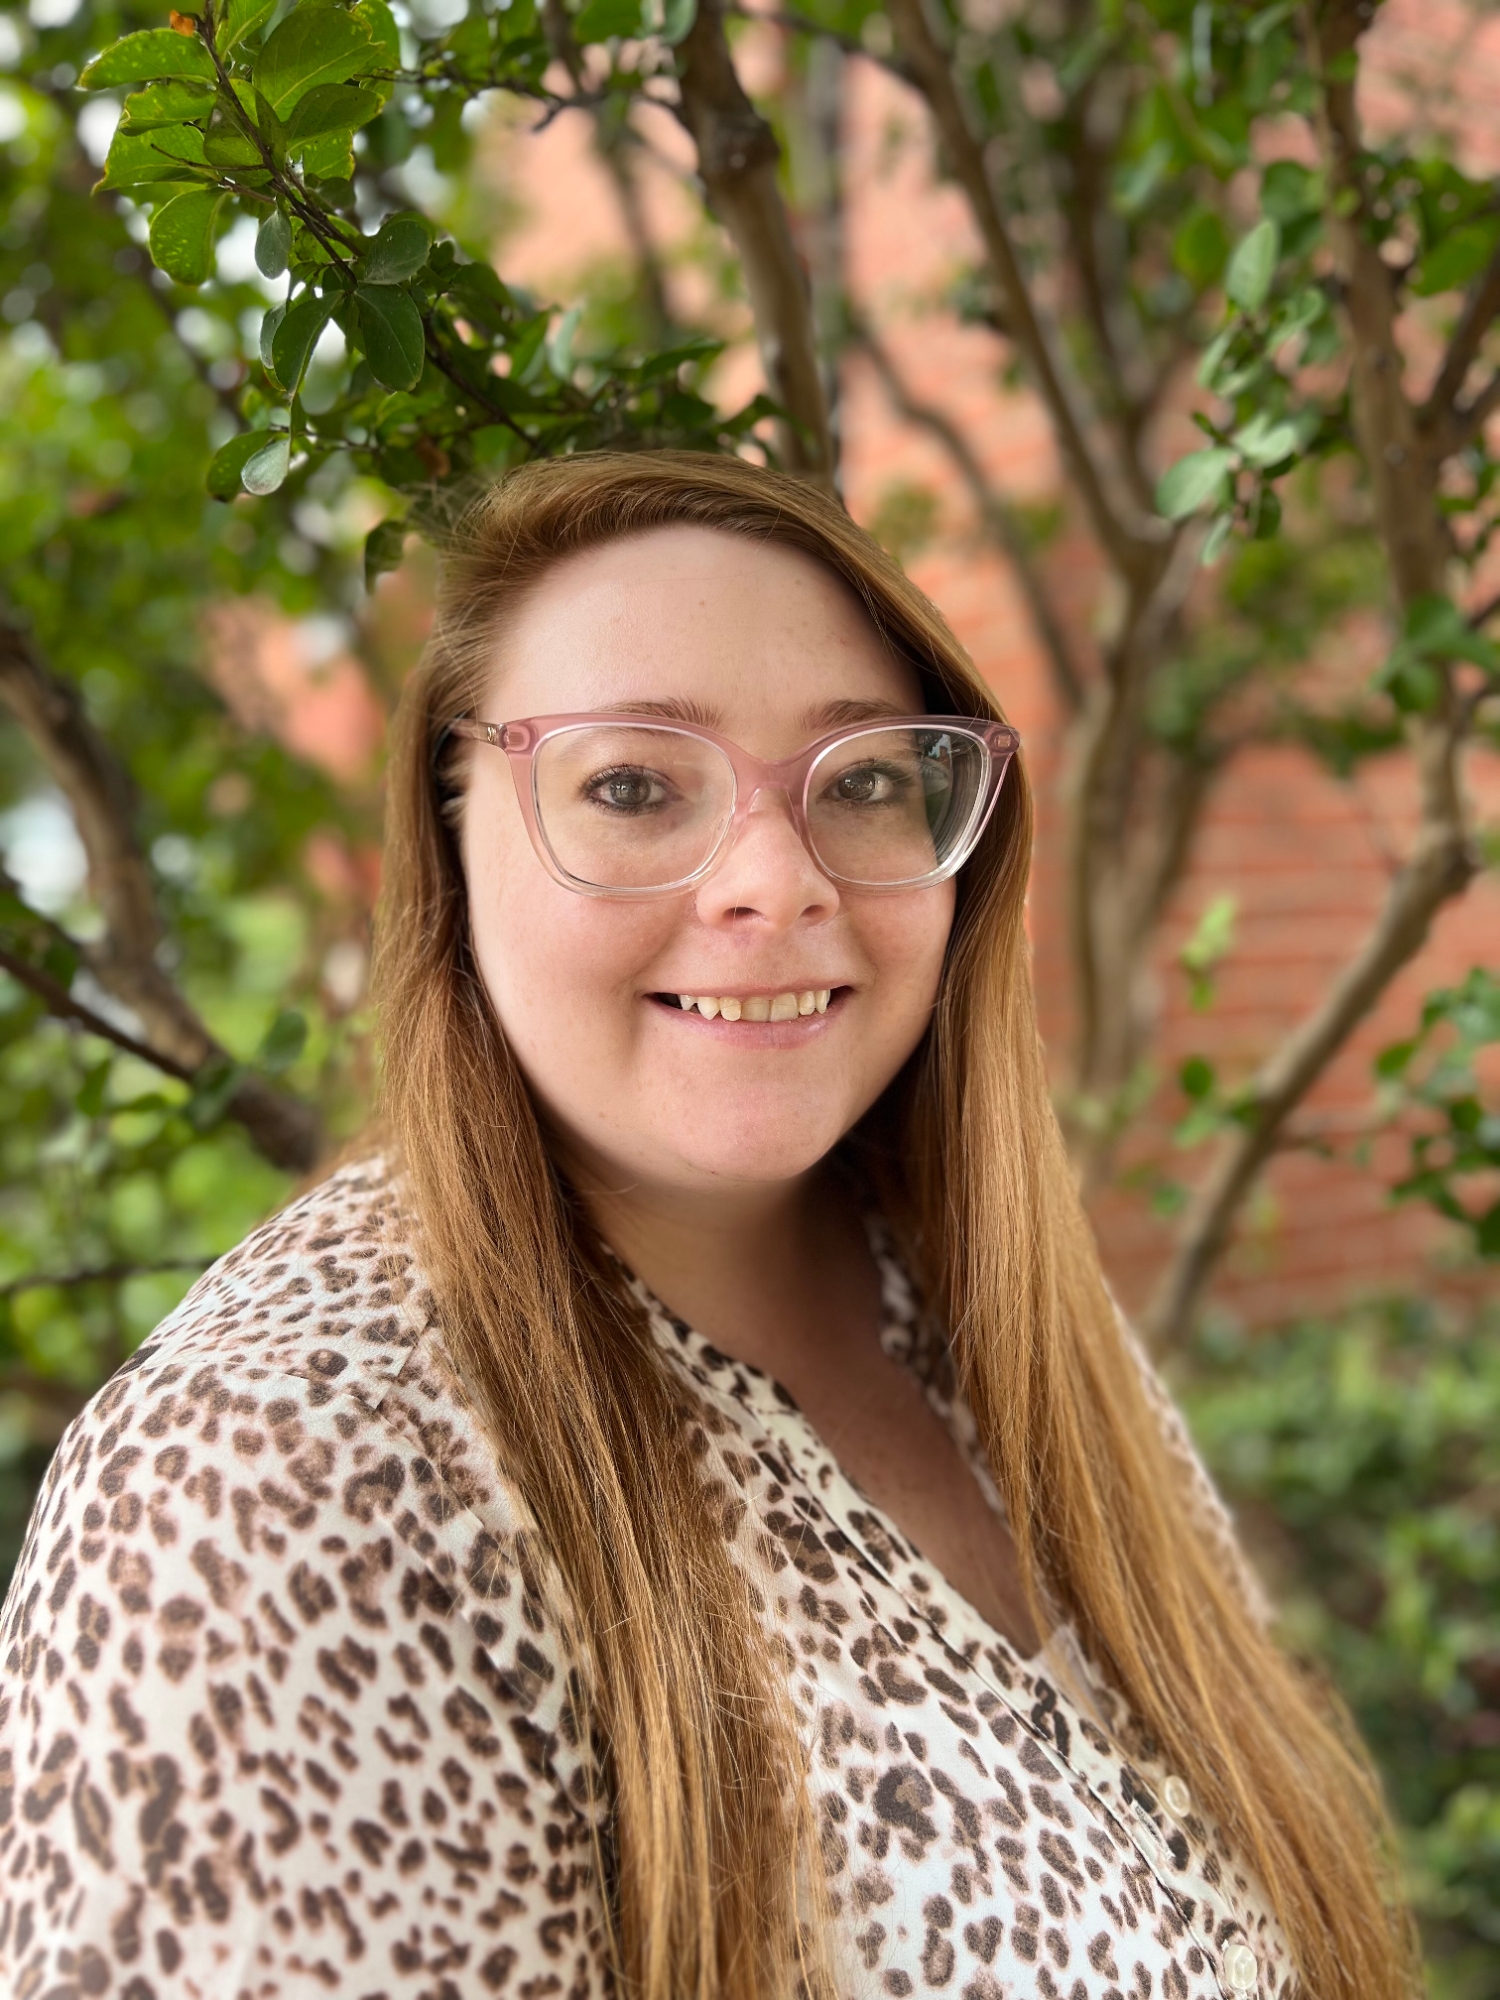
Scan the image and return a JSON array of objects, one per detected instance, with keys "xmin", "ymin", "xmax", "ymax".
[
  {"xmin": 583, "ymin": 767, "xmax": 670, "ymax": 812},
  {"xmin": 828, "ymin": 763, "xmax": 911, "ymax": 806}
]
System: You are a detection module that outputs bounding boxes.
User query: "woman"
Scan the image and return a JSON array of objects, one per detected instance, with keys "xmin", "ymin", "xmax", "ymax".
[{"xmin": 0, "ymin": 453, "xmax": 1414, "ymax": 2000}]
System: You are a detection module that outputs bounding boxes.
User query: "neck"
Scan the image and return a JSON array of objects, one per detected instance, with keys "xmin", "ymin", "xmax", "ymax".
[{"xmin": 553, "ymin": 1140, "xmax": 876, "ymax": 1379}]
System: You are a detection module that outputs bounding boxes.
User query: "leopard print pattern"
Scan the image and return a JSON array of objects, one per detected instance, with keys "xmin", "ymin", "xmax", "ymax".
[{"xmin": 1, "ymin": 1162, "xmax": 1293, "ymax": 1998}]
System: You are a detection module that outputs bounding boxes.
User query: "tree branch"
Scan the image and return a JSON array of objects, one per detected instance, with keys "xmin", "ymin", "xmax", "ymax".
[
  {"xmin": 852, "ymin": 316, "xmax": 1086, "ymax": 713},
  {"xmin": 1420, "ymin": 243, "xmax": 1500, "ymax": 434},
  {"xmin": 0, "ymin": 619, "xmax": 321, "ymax": 1173},
  {"xmin": 881, "ymin": 0, "xmax": 1166, "ymax": 582},
  {"xmin": 1309, "ymin": 0, "xmax": 1449, "ymax": 605},
  {"xmin": 1452, "ymin": 367, "xmax": 1500, "ymax": 447},
  {"xmin": 1146, "ymin": 785, "xmax": 1477, "ymax": 1345},
  {"xmin": 0, "ymin": 940, "xmax": 194, "ymax": 1080},
  {"xmin": 674, "ymin": 0, "xmax": 835, "ymax": 488}
]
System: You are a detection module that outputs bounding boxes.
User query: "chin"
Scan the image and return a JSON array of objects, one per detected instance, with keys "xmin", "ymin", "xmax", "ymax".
[{"xmin": 656, "ymin": 1106, "xmax": 851, "ymax": 1189}]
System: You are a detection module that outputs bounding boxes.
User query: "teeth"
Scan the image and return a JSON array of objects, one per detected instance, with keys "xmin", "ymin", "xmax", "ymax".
[{"xmin": 672, "ymin": 989, "xmax": 837, "ymax": 1020}]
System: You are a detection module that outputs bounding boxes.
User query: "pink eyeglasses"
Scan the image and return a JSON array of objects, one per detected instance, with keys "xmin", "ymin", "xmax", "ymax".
[{"xmin": 444, "ymin": 711, "xmax": 1020, "ymax": 896}]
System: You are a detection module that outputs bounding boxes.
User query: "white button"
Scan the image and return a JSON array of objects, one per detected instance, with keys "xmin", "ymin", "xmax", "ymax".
[
  {"xmin": 1222, "ymin": 1941, "xmax": 1259, "ymax": 1993},
  {"xmin": 1162, "ymin": 1774, "xmax": 1191, "ymax": 1817}
]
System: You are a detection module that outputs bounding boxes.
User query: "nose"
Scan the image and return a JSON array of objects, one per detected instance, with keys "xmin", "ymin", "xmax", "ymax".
[{"xmin": 693, "ymin": 786, "xmax": 841, "ymax": 930}]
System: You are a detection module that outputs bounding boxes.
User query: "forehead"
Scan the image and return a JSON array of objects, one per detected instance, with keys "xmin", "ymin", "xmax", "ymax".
[{"xmin": 480, "ymin": 523, "xmax": 925, "ymax": 731}]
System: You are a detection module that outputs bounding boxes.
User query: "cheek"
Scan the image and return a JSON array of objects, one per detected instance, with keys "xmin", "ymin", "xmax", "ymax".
[
  {"xmin": 862, "ymin": 884, "xmax": 955, "ymax": 1016},
  {"xmin": 462, "ymin": 796, "xmax": 675, "ymax": 1071}
]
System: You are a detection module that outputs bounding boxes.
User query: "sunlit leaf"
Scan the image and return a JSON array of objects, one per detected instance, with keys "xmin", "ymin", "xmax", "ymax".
[
  {"xmin": 1225, "ymin": 218, "xmax": 1280, "ymax": 312},
  {"xmin": 251, "ymin": 7, "xmax": 379, "ymax": 118},
  {"xmin": 120, "ymin": 80, "xmax": 216, "ymax": 131},
  {"xmin": 80, "ymin": 28, "xmax": 216, "ymax": 88},
  {"xmin": 241, "ymin": 433, "xmax": 292, "ymax": 495},
  {"xmin": 255, "ymin": 208, "xmax": 291, "ymax": 279},
  {"xmin": 147, "ymin": 187, "xmax": 225, "ymax": 285},
  {"xmin": 1156, "ymin": 447, "xmax": 1235, "ymax": 520}
]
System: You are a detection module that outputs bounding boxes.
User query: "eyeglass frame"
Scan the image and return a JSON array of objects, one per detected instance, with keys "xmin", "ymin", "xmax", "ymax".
[{"xmin": 442, "ymin": 710, "xmax": 1022, "ymax": 898}]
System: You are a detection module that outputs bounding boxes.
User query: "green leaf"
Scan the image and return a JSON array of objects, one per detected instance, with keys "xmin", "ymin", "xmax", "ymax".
[
  {"xmin": 1413, "ymin": 219, "xmax": 1500, "ymax": 298},
  {"xmin": 1156, "ymin": 446, "xmax": 1235, "ymax": 520},
  {"xmin": 301, "ymin": 130, "xmax": 356, "ymax": 179},
  {"xmin": 1199, "ymin": 512, "xmax": 1234, "ymax": 566},
  {"xmin": 1172, "ymin": 208, "xmax": 1229, "ymax": 290},
  {"xmin": 80, "ymin": 27, "xmax": 216, "ymax": 88},
  {"xmin": 286, "ymin": 81, "xmax": 384, "ymax": 140},
  {"xmin": 270, "ymin": 290, "xmax": 337, "ymax": 391},
  {"xmin": 203, "ymin": 107, "xmax": 265, "ymax": 168},
  {"xmin": 1180, "ymin": 1056, "xmax": 1217, "ymax": 1100},
  {"xmin": 259, "ymin": 300, "xmax": 286, "ymax": 371},
  {"xmin": 354, "ymin": 283, "xmax": 425, "ymax": 389},
  {"xmin": 220, "ymin": 0, "xmax": 281, "ymax": 51},
  {"xmin": 252, "ymin": 7, "xmax": 379, "ymax": 118},
  {"xmin": 1401, "ymin": 592, "xmax": 1500, "ymax": 669},
  {"xmin": 661, "ymin": 0, "xmax": 696, "ymax": 44},
  {"xmin": 364, "ymin": 518, "xmax": 408, "ymax": 587},
  {"xmin": 206, "ymin": 429, "xmax": 274, "ymax": 500},
  {"xmin": 242, "ymin": 433, "xmax": 292, "ymax": 495},
  {"xmin": 574, "ymin": 0, "xmax": 642, "ymax": 39},
  {"xmin": 1260, "ymin": 159, "xmax": 1320, "ymax": 224},
  {"xmin": 1225, "ymin": 218, "xmax": 1280, "ymax": 312},
  {"xmin": 97, "ymin": 127, "xmax": 212, "ymax": 190},
  {"xmin": 256, "ymin": 208, "xmax": 292, "ymax": 279},
  {"xmin": 147, "ymin": 187, "xmax": 225, "ymax": 285},
  {"xmin": 359, "ymin": 214, "xmax": 432, "ymax": 284},
  {"xmin": 1232, "ymin": 413, "xmax": 1300, "ymax": 469},
  {"xmin": 120, "ymin": 80, "xmax": 216, "ymax": 131},
  {"xmin": 351, "ymin": 0, "xmax": 402, "ymax": 65},
  {"xmin": 258, "ymin": 1009, "xmax": 307, "ymax": 1075}
]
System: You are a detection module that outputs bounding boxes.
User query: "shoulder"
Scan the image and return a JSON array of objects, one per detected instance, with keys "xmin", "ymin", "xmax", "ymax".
[
  {"xmin": 4, "ymin": 1155, "xmax": 564, "ymax": 1677},
  {"xmin": 0, "ymin": 1166, "xmax": 605, "ymax": 1996},
  {"xmin": 124, "ymin": 1152, "xmax": 435, "ymax": 1401}
]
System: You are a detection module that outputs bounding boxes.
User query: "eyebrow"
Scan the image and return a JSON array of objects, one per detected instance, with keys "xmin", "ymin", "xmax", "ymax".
[{"xmin": 610, "ymin": 695, "xmax": 914, "ymax": 731}]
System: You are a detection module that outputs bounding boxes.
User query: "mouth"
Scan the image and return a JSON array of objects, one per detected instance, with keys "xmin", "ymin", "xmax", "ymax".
[{"xmin": 649, "ymin": 986, "xmax": 848, "ymax": 1023}]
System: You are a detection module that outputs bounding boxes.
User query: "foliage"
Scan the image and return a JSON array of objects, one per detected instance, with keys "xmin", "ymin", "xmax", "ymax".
[
  {"xmin": 1181, "ymin": 1297, "xmax": 1500, "ymax": 2000},
  {"xmin": 71, "ymin": 0, "xmax": 770, "ymax": 578},
  {"xmin": 1377, "ymin": 969, "xmax": 1500, "ymax": 1261},
  {"xmin": 0, "ymin": 0, "xmax": 389, "ymax": 1563}
]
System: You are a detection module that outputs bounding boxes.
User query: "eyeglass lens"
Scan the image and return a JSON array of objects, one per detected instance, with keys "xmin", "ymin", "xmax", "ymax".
[{"xmin": 531, "ymin": 723, "xmax": 990, "ymax": 891}]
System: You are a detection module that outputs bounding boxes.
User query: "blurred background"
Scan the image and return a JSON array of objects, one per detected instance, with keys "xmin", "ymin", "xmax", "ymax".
[{"xmin": 0, "ymin": 0, "xmax": 1497, "ymax": 1985}]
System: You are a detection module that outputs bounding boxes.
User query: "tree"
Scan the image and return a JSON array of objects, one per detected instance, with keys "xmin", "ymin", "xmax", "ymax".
[{"xmin": 0, "ymin": 0, "xmax": 1495, "ymax": 1465}]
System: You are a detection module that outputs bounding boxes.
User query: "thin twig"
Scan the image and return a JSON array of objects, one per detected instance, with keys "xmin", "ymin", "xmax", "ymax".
[
  {"xmin": 851, "ymin": 317, "xmax": 1086, "ymax": 713},
  {"xmin": 0, "ymin": 942, "xmax": 195, "ymax": 1080},
  {"xmin": 1421, "ymin": 244, "xmax": 1500, "ymax": 433},
  {"xmin": 882, "ymin": 0, "xmax": 1166, "ymax": 582}
]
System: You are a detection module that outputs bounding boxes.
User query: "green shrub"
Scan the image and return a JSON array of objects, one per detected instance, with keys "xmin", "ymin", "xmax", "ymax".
[{"xmin": 1179, "ymin": 1297, "xmax": 1500, "ymax": 2000}]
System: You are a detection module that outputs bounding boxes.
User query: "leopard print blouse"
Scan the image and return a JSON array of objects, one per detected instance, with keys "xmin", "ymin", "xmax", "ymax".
[{"xmin": 0, "ymin": 1160, "xmax": 1293, "ymax": 1999}]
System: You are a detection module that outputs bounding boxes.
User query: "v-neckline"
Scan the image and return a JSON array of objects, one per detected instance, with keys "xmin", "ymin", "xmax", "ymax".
[{"xmin": 615, "ymin": 1218, "xmax": 1098, "ymax": 1703}]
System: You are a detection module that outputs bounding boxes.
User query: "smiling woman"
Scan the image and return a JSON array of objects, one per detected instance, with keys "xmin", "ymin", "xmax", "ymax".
[{"xmin": 0, "ymin": 453, "xmax": 1419, "ymax": 2000}]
